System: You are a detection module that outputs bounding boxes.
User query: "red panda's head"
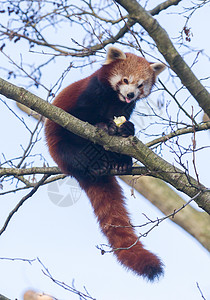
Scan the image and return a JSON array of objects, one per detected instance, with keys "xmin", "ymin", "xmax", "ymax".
[{"xmin": 102, "ymin": 47, "xmax": 166, "ymax": 103}]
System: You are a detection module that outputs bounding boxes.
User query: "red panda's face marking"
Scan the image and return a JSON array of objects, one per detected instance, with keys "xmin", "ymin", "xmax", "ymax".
[
  {"xmin": 104, "ymin": 48, "xmax": 166, "ymax": 103},
  {"xmin": 109, "ymin": 72, "xmax": 154, "ymax": 103},
  {"xmin": 107, "ymin": 55, "xmax": 156, "ymax": 103}
]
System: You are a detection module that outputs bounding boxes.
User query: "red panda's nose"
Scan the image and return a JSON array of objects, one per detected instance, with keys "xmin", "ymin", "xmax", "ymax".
[{"xmin": 127, "ymin": 92, "xmax": 134, "ymax": 99}]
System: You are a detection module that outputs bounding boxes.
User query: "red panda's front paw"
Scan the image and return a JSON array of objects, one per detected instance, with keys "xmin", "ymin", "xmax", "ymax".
[
  {"xmin": 95, "ymin": 121, "xmax": 118, "ymax": 136},
  {"xmin": 95, "ymin": 122, "xmax": 109, "ymax": 132},
  {"xmin": 118, "ymin": 121, "xmax": 135, "ymax": 137},
  {"xmin": 107, "ymin": 120, "xmax": 118, "ymax": 136}
]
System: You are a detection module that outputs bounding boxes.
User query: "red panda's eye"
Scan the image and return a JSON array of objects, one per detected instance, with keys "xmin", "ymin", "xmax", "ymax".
[
  {"xmin": 138, "ymin": 83, "xmax": 143, "ymax": 88},
  {"xmin": 123, "ymin": 78, "xmax": 129, "ymax": 84}
]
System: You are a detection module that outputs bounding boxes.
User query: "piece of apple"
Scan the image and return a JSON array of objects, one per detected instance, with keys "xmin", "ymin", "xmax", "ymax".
[{"xmin": 113, "ymin": 116, "xmax": 126, "ymax": 127}]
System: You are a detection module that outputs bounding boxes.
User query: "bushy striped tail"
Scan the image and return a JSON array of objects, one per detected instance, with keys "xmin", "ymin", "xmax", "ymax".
[{"xmin": 79, "ymin": 176, "xmax": 163, "ymax": 281}]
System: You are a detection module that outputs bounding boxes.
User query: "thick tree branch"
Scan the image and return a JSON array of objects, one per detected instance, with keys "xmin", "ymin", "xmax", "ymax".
[
  {"xmin": 115, "ymin": 0, "xmax": 210, "ymax": 118},
  {"xmin": 0, "ymin": 294, "xmax": 10, "ymax": 300},
  {"xmin": 0, "ymin": 77, "xmax": 209, "ymax": 213},
  {"xmin": 15, "ymin": 98, "xmax": 210, "ymax": 149},
  {"xmin": 0, "ymin": 166, "xmax": 147, "ymax": 177}
]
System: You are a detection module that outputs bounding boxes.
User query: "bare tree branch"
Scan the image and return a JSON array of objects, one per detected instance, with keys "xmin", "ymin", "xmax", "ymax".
[
  {"xmin": 0, "ymin": 77, "xmax": 209, "ymax": 214},
  {"xmin": 0, "ymin": 166, "xmax": 148, "ymax": 177},
  {"xmin": 149, "ymin": 0, "xmax": 182, "ymax": 16},
  {"xmin": 115, "ymin": 0, "xmax": 210, "ymax": 118},
  {"xmin": 0, "ymin": 0, "xmax": 182, "ymax": 59},
  {"xmin": 0, "ymin": 295, "xmax": 10, "ymax": 300},
  {"xmin": 0, "ymin": 166, "xmax": 61, "ymax": 177},
  {"xmin": 146, "ymin": 122, "xmax": 210, "ymax": 147}
]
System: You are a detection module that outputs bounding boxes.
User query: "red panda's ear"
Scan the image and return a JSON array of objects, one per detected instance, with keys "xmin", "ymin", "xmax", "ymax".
[
  {"xmin": 103, "ymin": 47, "xmax": 126, "ymax": 65},
  {"xmin": 150, "ymin": 62, "xmax": 166, "ymax": 76}
]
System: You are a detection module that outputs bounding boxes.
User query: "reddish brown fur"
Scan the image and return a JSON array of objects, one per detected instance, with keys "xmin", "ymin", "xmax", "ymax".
[
  {"xmin": 98, "ymin": 53, "xmax": 155, "ymax": 87},
  {"xmin": 45, "ymin": 71, "xmax": 96, "ymax": 167},
  {"xmin": 79, "ymin": 176, "xmax": 163, "ymax": 280},
  {"xmin": 111, "ymin": 53, "xmax": 155, "ymax": 83},
  {"xmin": 45, "ymin": 48, "xmax": 164, "ymax": 281}
]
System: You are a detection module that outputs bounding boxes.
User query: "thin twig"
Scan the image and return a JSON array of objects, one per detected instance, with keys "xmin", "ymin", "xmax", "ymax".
[
  {"xmin": 196, "ymin": 282, "xmax": 206, "ymax": 300},
  {"xmin": 0, "ymin": 257, "xmax": 36, "ymax": 264},
  {"xmin": 37, "ymin": 258, "xmax": 96, "ymax": 300},
  {"xmin": 0, "ymin": 174, "xmax": 50, "ymax": 236},
  {"xmin": 191, "ymin": 106, "xmax": 200, "ymax": 184},
  {"xmin": 146, "ymin": 121, "xmax": 210, "ymax": 147},
  {"xmin": 98, "ymin": 190, "xmax": 202, "ymax": 254}
]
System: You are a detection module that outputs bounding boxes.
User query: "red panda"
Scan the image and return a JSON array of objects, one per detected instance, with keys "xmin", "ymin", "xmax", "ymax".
[{"xmin": 45, "ymin": 47, "xmax": 166, "ymax": 281}]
